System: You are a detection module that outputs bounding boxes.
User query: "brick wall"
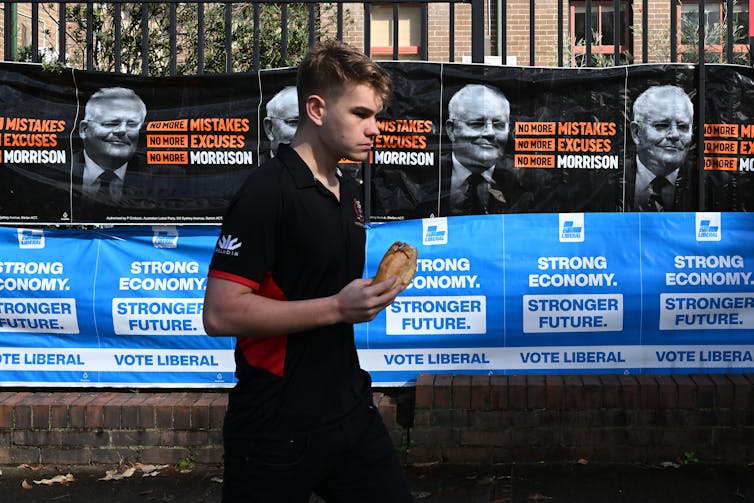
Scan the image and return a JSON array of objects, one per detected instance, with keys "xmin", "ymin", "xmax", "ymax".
[
  {"xmin": 0, "ymin": 390, "xmax": 403, "ymax": 466},
  {"xmin": 2, "ymin": 375, "xmax": 752, "ymax": 467},
  {"xmin": 410, "ymin": 374, "xmax": 754, "ymax": 465}
]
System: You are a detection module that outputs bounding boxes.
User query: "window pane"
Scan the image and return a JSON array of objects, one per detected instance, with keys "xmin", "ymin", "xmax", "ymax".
[{"xmin": 601, "ymin": 8, "xmax": 614, "ymax": 45}]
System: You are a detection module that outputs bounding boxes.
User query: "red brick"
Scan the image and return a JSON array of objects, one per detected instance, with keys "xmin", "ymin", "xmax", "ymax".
[
  {"xmin": 690, "ymin": 374, "xmax": 715, "ymax": 408},
  {"xmin": 709, "ymin": 374, "xmax": 734, "ymax": 409},
  {"xmin": 581, "ymin": 374, "xmax": 602, "ymax": 408},
  {"xmin": 209, "ymin": 395, "xmax": 227, "ymax": 430},
  {"xmin": 414, "ymin": 374, "xmax": 434, "ymax": 409},
  {"xmin": 155, "ymin": 403, "xmax": 174, "ymax": 429},
  {"xmin": 451, "ymin": 375, "xmax": 472, "ymax": 409},
  {"xmin": 564, "ymin": 375, "xmax": 584, "ymax": 409},
  {"xmin": 545, "ymin": 375, "xmax": 565, "ymax": 409},
  {"xmin": 470, "ymin": 375, "xmax": 490, "ymax": 409},
  {"xmin": 40, "ymin": 446, "xmax": 91, "ymax": 465},
  {"xmin": 729, "ymin": 373, "xmax": 754, "ymax": 409},
  {"xmin": 619, "ymin": 375, "xmax": 640, "ymax": 408},
  {"xmin": 526, "ymin": 375, "xmax": 546, "ymax": 409},
  {"xmin": 600, "ymin": 375, "xmax": 622, "ymax": 408},
  {"xmin": 433, "ymin": 374, "xmax": 452, "ymax": 409},
  {"xmin": 637, "ymin": 375, "xmax": 659, "ymax": 409},
  {"xmin": 68, "ymin": 394, "xmax": 97, "ymax": 428},
  {"xmin": 655, "ymin": 375, "xmax": 677, "ymax": 408},
  {"xmin": 50, "ymin": 403, "xmax": 68, "ymax": 429},
  {"xmin": 490, "ymin": 375, "xmax": 508, "ymax": 409},
  {"xmin": 674, "ymin": 375, "xmax": 696, "ymax": 409},
  {"xmin": 85, "ymin": 394, "xmax": 116, "ymax": 429},
  {"xmin": 508, "ymin": 375, "xmax": 527, "ymax": 409}
]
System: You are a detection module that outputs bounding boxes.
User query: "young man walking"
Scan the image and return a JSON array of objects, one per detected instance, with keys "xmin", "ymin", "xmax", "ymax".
[{"xmin": 203, "ymin": 40, "xmax": 414, "ymax": 503}]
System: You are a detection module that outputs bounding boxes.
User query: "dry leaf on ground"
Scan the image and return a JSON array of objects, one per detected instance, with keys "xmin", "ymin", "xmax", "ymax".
[
  {"xmin": 528, "ymin": 493, "xmax": 554, "ymax": 501},
  {"xmin": 33, "ymin": 473, "xmax": 75, "ymax": 485}
]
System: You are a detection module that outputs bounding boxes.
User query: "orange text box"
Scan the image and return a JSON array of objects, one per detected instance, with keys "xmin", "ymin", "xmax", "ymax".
[
  {"xmin": 704, "ymin": 157, "xmax": 738, "ymax": 171},
  {"xmin": 704, "ymin": 123, "xmax": 739, "ymax": 137},
  {"xmin": 515, "ymin": 137, "xmax": 555, "ymax": 151},
  {"xmin": 514, "ymin": 154, "xmax": 554, "ymax": 168},
  {"xmin": 515, "ymin": 122, "xmax": 556, "ymax": 136},
  {"xmin": 146, "ymin": 119, "xmax": 189, "ymax": 132},
  {"xmin": 147, "ymin": 151, "xmax": 188, "ymax": 164},
  {"xmin": 147, "ymin": 134, "xmax": 188, "ymax": 148},
  {"xmin": 704, "ymin": 140, "xmax": 738, "ymax": 155}
]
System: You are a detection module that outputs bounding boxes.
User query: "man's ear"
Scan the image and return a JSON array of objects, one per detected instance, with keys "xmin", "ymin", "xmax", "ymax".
[
  {"xmin": 445, "ymin": 119, "xmax": 456, "ymax": 142},
  {"xmin": 305, "ymin": 95, "xmax": 326, "ymax": 126},
  {"xmin": 78, "ymin": 120, "xmax": 90, "ymax": 140},
  {"xmin": 629, "ymin": 121, "xmax": 640, "ymax": 144},
  {"xmin": 262, "ymin": 117, "xmax": 274, "ymax": 141}
]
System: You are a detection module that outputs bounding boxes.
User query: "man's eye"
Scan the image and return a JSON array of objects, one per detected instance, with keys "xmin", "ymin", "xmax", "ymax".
[
  {"xmin": 651, "ymin": 122, "xmax": 670, "ymax": 131},
  {"xmin": 102, "ymin": 122, "xmax": 121, "ymax": 128}
]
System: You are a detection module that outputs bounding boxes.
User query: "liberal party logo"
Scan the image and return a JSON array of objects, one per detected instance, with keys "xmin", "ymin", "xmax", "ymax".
[
  {"xmin": 423, "ymin": 217, "xmax": 448, "ymax": 246},
  {"xmin": 152, "ymin": 226, "xmax": 179, "ymax": 249},
  {"xmin": 216, "ymin": 234, "xmax": 242, "ymax": 256},
  {"xmin": 559, "ymin": 213, "xmax": 584, "ymax": 242},
  {"xmin": 696, "ymin": 212, "xmax": 721, "ymax": 242},
  {"xmin": 17, "ymin": 228, "xmax": 45, "ymax": 249}
]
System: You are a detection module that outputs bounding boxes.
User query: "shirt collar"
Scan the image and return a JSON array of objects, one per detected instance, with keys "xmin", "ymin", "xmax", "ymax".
[
  {"xmin": 635, "ymin": 157, "xmax": 679, "ymax": 193},
  {"xmin": 277, "ymin": 143, "xmax": 342, "ymax": 189},
  {"xmin": 82, "ymin": 151, "xmax": 128, "ymax": 186}
]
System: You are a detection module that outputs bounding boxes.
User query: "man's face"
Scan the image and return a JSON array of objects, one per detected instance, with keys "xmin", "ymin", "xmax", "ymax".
[
  {"xmin": 630, "ymin": 91, "xmax": 693, "ymax": 177},
  {"xmin": 264, "ymin": 93, "xmax": 299, "ymax": 155},
  {"xmin": 446, "ymin": 88, "xmax": 510, "ymax": 172},
  {"xmin": 80, "ymin": 97, "xmax": 144, "ymax": 169},
  {"xmin": 316, "ymin": 83, "xmax": 382, "ymax": 163}
]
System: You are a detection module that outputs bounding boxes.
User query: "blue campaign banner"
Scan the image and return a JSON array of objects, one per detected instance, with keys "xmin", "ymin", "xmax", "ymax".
[
  {"xmin": 1, "ymin": 213, "xmax": 753, "ymax": 387},
  {"xmin": 357, "ymin": 213, "xmax": 754, "ymax": 385},
  {"xmin": 0, "ymin": 225, "xmax": 236, "ymax": 387}
]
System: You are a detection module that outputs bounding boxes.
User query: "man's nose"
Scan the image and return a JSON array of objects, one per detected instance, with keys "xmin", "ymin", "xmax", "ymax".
[
  {"xmin": 111, "ymin": 121, "xmax": 129, "ymax": 134},
  {"xmin": 665, "ymin": 123, "xmax": 683, "ymax": 138},
  {"xmin": 365, "ymin": 117, "xmax": 380, "ymax": 137}
]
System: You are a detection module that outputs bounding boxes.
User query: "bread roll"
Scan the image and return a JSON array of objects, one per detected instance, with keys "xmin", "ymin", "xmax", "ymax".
[{"xmin": 374, "ymin": 241, "xmax": 418, "ymax": 290}]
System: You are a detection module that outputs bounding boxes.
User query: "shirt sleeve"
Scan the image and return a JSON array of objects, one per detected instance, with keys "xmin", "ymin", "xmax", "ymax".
[{"xmin": 207, "ymin": 169, "xmax": 281, "ymax": 291}]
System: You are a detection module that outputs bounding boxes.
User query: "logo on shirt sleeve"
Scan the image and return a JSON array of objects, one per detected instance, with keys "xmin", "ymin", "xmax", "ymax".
[
  {"xmin": 216, "ymin": 234, "xmax": 242, "ymax": 256},
  {"xmin": 353, "ymin": 197, "xmax": 364, "ymax": 223}
]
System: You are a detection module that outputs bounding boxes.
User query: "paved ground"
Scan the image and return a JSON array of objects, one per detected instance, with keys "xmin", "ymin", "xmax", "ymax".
[{"xmin": 1, "ymin": 461, "xmax": 753, "ymax": 502}]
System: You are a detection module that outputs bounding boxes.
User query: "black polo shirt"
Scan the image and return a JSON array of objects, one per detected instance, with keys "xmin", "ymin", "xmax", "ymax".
[{"xmin": 208, "ymin": 144, "xmax": 370, "ymax": 435}]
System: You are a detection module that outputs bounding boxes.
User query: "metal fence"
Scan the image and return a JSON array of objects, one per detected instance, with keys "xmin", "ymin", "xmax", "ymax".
[{"xmin": 1, "ymin": 0, "xmax": 752, "ymax": 76}]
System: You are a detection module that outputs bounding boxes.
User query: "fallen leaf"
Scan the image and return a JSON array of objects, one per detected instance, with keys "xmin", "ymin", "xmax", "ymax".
[
  {"xmin": 210, "ymin": 477, "xmax": 223, "ymax": 484},
  {"xmin": 528, "ymin": 494, "xmax": 553, "ymax": 501},
  {"xmin": 21, "ymin": 479, "xmax": 32, "ymax": 490},
  {"xmin": 412, "ymin": 491, "xmax": 432, "ymax": 499},
  {"xmin": 134, "ymin": 463, "xmax": 168, "ymax": 474},
  {"xmin": 33, "ymin": 473, "xmax": 74, "ymax": 486},
  {"xmin": 18, "ymin": 464, "xmax": 42, "ymax": 470},
  {"xmin": 660, "ymin": 461, "xmax": 680, "ymax": 468},
  {"xmin": 411, "ymin": 461, "xmax": 440, "ymax": 468},
  {"xmin": 99, "ymin": 466, "xmax": 137, "ymax": 481},
  {"xmin": 577, "ymin": 458, "xmax": 589, "ymax": 465}
]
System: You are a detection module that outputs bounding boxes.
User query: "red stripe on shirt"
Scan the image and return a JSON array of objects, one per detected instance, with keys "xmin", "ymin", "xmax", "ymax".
[{"xmin": 211, "ymin": 270, "xmax": 289, "ymax": 377}]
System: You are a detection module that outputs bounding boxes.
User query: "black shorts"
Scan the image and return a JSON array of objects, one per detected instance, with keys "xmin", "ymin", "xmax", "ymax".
[{"xmin": 222, "ymin": 401, "xmax": 414, "ymax": 503}]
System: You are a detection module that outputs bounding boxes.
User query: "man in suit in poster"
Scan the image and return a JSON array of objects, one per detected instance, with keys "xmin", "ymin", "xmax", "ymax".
[
  {"xmin": 72, "ymin": 86, "xmax": 180, "ymax": 221},
  {"xmin": 262, "ymin": 85, "xmax": 299, "ymax": 158},
  {"xmin": 440, "ymin": 83, "xmax": 556, "ymax": 216},
  {"xmin": 625, "ymin": 85, "xmax": 696, "ymax": 211}
]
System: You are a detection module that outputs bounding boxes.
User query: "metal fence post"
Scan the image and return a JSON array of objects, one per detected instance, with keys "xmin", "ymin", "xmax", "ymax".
[{"xmin": 471, "ymin": 0, "xmax": 485, "ymax": 63}]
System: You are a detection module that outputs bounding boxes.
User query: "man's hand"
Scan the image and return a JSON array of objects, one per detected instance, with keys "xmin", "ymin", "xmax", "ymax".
[{"xmin": 335, "ymin": 276, "xmax": 401, "ymax": 324}]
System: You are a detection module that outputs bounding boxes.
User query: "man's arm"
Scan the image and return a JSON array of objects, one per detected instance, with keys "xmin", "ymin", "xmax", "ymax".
[{"xmin": 202, "ymin": 275, "xmax": 399, "ymax": 338}]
